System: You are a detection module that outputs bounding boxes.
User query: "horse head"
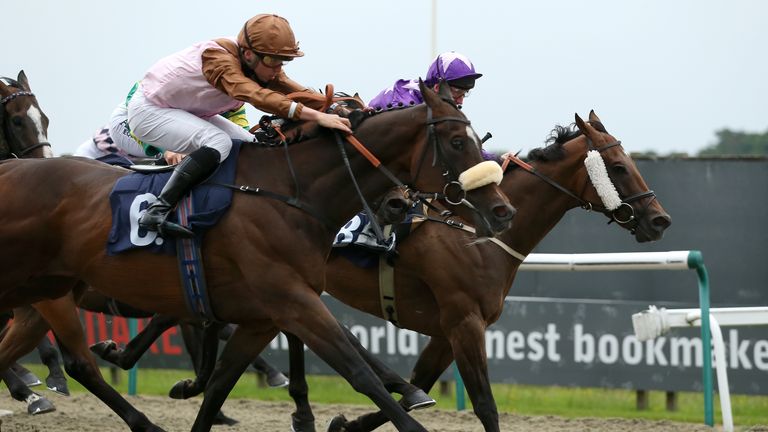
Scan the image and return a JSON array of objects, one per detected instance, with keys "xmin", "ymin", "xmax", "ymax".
[
  {"xmin": 573, "ymin": 110, "xmax": 671, "ymax": 241},
  {"xmin": 0, "ymin": 71, "xmax": 52, "ymax": 159},
  {"xmin": 409, "ymin": 79, "xmax": 515, "ymax": 236}
]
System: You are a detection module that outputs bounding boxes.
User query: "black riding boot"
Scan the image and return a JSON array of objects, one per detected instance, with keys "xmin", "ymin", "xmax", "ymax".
[{"xmin": 139, "ymin": 147, "xmax": 221, "ymax": 238}]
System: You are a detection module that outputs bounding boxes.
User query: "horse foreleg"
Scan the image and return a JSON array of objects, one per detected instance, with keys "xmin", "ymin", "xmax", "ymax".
[
  {"xmin": 36, "ymin": 336, "xmax": 69, "ymax": 395},
  {"xmin": 446, "ymin": 318, "xmax": 499, "ymax": 432},
  {"xmin": 286, "ymin": 332, "xmax": 315, "ymax": 432},
  {"xmin": 169, "ymin": 321, "xmax": 224, "ymax": 400},
  {"xmin": 1, "ymin": 369, "xmax": 56, "ymax": 415},
  {"xmin": 280, "ymin": 295, "xmax": 427, "ymax": 432},
  {"xmin": 0, "ymin": 305, "xmax": 58, "ymax": 415},
  {"xmin": 90, "ymin": 313, "xmax": 178, "ymax": 370},
  {"xmin": 330, "ymin": 336, "xmax": 454, "ymax": 432},
  {"xmin": 33, "ymin": 295, "xmax": 164, "ymax": 432},
  {"xmin": 340, "ymin": 324, "xmax": 434, "ymax": 409},
  {"xmin": 191, "ymin": 324, "xmax": 279, "ymax": 432}
]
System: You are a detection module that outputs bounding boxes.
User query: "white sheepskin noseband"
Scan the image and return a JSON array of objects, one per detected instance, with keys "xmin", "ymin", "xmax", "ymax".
[
  {"xmin": 584, "ymin": 150, "xmax": 621, "ymax": 210},
  {"xmin": 458, "ymin": 161, "xmax": 503, "ymax": 191}
]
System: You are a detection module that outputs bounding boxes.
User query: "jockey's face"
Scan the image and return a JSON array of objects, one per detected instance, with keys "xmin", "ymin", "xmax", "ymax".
[{"xmin": 432, "ymin": 84, "xmax": 469, "ymax": 105}]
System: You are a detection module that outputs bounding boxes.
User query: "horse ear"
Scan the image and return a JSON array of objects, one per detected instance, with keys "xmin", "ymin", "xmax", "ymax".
[
  {"xmin": 588, "ymin": 110, "xmax": 601, "ymax": 123},
  {"xmin": 418, "ymin": 78, "xmax": 438, "ymax": 106},
  {"xmin": 575, "ymin": 112, "xmax": 597, "ymax": 138},
  {"xmin": 436, "ymin": 79, "xmax": 453, "ymax": 101},
  {"xmin": 16, "ymin": 70, "xmax": 31, "ymax": 91}
]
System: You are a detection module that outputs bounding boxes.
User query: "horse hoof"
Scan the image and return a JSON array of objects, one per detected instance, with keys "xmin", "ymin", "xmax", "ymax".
[
  {"xmin": 401, "ymin": 389, "xmax": 436, "ymax": 411},
  {"xmin": 90, "ymin": 340, "xmax": 117, "ymax": 358},
  {"xmin": 26, "ymin": 394, "xmax": 56, "ymax": 415},
  {"xmin": 46, "ymin": 375, "xmax": 70, "ymax": 396},
  {"xmin": 213, "ymin": 410, "xmax": 239, "ymax": 426},
  {"xmin": 168, "ymin": 379, "xmax": 194, "ymax": 399},
  {"xmin": 267, "ymin": 371, "xmax": 290, "ymax": 388},
  {"xmin": 291, "ymin": 412, "xmax": 316, "ymax": 432},
  {"xmin": 326, "ymin": 414, "xmax": 347, "ymax": 432}
]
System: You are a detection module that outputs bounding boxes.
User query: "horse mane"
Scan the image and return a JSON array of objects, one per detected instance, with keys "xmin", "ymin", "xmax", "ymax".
[
  {"xmin": 527, "ymin": 120, "xmax": 609, "ymax": 162},
  {"xmin": 0, "ymin": 77, "xmax": 20, "ymax": 88}
]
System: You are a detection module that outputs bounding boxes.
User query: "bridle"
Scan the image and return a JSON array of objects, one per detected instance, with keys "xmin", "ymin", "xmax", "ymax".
[
  {"xmin": 502, "ymin": 136, "xmax": 656, "ymax": 232},
  {"xmin": 336, "ymin": 103, "xmax": 492, "ymax": 242},
  {"xmin": 1, "ymin": 90, "xmax": 52, "ymax": 158}
]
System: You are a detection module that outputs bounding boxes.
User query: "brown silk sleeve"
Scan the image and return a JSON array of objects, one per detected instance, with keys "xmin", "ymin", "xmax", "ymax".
[{"xmin": 201, "ymin": 44, "xmax": 305, "ymax": 120}]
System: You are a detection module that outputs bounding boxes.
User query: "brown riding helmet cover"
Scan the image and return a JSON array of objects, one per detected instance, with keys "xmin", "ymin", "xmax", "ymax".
[{"xmin": 237, "ymin": 14, "xmax": 304, "ymax": 58}]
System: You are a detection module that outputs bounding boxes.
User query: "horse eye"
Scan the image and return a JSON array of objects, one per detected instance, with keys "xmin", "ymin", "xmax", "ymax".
[
  {"xmin": 451, "ymin": 138, "xmax": 464, "ymax": 150},
  {"xmin": 11, "ymin": 117, "xmax": 23, "ymax": 126},
  {"xmin": 611, "ymin": 164, "xmax": 628, "ymax": 175}
]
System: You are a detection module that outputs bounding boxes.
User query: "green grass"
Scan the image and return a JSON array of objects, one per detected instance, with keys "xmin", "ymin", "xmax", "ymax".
[{"xmin": 20, "ymin": 364, "xmax": 768, "ymax": 426}]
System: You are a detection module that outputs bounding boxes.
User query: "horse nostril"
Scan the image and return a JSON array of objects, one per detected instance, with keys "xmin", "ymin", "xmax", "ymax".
[
  {"xmin": 653, "ymin": 215, "xmax": 672, "ymax": 230},
  {"xmin": 493, "ymin": 204, "xmax": 516, "ymax": 221}
]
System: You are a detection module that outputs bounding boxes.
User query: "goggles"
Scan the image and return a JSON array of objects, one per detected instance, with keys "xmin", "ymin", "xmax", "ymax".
[
  {"xmin": 257, "ymin": 53, "xmax": 292, "ymax": 68},
  {"xmin": 449, "ymin": 86, "xmax": 470, "ymax": 99}
]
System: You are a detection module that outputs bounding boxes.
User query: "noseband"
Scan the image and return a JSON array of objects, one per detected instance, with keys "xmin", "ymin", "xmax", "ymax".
[{"xmin": 1, "ymin": 90, "xmax": 52, "ymax": 158}]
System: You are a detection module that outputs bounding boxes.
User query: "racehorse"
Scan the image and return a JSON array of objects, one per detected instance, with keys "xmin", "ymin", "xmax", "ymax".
[
  {"xmin": 0, "ymin": 71, "xmax": 53, "ymax": 159},
  {"xmin": 89, "ymin": 110, "xmax": 672, "ymax": 432},
  {"xmin": 0, "ymin": 70, "xmax": 63, "ymax": 416},
  {"xmin": 288, "ymin": 111, "xmax": 671, "ymax": 432},
  {"xmin": 0, "ymin": 81, "xmax": 514, "ymax": 432}
]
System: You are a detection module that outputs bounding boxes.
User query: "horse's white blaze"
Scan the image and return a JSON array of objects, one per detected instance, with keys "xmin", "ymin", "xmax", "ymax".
[
  {"xmin": 25, "ymin": 105, "xmax": 52, "ymax": 157},
  {"xmin": 466, "ymin": 125, "xmax": 480, "ymax": 150}
]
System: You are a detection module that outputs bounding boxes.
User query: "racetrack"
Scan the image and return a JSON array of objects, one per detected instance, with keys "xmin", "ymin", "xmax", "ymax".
[{"xmin": 0, "ymin": 393, "xmax": 728, "ymax": 432}]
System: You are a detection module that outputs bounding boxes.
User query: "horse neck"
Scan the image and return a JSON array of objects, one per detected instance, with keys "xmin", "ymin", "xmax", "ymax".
[
  {"xmin": 236, "ymin": 107, "xmax": 425, "ymax": 236},
  {"xmin": 497, "ymin": 136, "xmax": 590, "ymax": 256}
]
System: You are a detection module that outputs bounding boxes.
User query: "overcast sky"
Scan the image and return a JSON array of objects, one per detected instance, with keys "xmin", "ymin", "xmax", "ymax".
[{"xmin": 2, "ymin": 0, "xmax": 766, "ymax": 157}]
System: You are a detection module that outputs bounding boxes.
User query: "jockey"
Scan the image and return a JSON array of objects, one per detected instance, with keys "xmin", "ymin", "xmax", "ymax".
[
  {"xmin": 368, "ymin": 51, "xmax": 494, "ymax": 160},
  {"xmin": 368, "ymin": 51, "xmax": 482, "ymax": 111},
  {"xmin": 126, "ymin": 13, "xmax": 352, "ymax": 238}
]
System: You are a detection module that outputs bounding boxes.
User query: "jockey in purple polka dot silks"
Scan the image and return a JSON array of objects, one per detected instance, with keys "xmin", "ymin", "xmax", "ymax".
[
  {"xmin": 368, "ymin": 51, "xmax": 494, "ymax": 160},
  {"xmin": 126, "ymin": 14, "xmax": 352, "ymax": 238}
]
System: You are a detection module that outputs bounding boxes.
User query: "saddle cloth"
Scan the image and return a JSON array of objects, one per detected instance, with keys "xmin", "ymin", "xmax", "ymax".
[
  {"xmin": 106, "ymin": 140, "xmax": 243, "ymax": 255},
  {"xmin": 332, "ymin": 204, "xmax": 426, "ymax": 268}
]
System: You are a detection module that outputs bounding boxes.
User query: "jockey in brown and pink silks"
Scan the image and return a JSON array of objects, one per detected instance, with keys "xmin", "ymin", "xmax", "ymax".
[{"xmin": 120, "ymin": 14, "xmax": 352, "ymax": 238}]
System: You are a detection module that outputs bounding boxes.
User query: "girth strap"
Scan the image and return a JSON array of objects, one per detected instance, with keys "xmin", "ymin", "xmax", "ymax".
[{"xmin": 378, "ymin": 224, "xmax": 399, "ymax": 327}]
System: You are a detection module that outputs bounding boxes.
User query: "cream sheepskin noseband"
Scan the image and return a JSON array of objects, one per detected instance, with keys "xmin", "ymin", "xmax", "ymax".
[
  {"xmin": 584, "ymin": 150, "xmax": 621, "ymax": 210},
  {"xmin": 458, "ymin": 161, "xmax": 503, "ymax": 191}
]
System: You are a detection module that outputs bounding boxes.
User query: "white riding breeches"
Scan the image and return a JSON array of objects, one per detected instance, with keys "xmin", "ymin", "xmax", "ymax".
[{"xmin": 126, "ymin": 85, "xmax": 254, "ymax": 160}]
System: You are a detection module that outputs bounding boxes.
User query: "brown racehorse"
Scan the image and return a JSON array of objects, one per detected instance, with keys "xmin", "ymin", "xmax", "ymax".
[
  {"xmin": 286, "ymin": 111, "xmax": 671, "ymax": 432},
  {"xmin": 0, "ymin": 81, "xmax": 514, "ymax": 432},
  {"xmin": 0, "ymin": 71, "xmax": 62, "ymax": 415}
]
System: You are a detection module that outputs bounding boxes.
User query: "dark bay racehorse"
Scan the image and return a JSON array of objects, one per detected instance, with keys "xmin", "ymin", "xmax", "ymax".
[
  {"xmin": 0, "ymin": 70, "xmax": 63, "ymax": 415},
  {"xmin": 0, "ymin": 81, "xmax": 514, "ymax": 432},
  {"xmin": 286, "ymin": 111, "xmax": 671, "ymax": 432}
]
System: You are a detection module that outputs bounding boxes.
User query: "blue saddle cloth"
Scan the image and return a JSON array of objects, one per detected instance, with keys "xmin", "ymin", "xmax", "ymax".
[{"xmin": 106, "ymin": 141, "xmax": 243, "ymax": 255}]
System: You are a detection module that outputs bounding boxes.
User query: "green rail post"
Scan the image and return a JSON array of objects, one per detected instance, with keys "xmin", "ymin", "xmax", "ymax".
[
  {"xmin": 128, "ymin": 318, "xmax": 138, "ymax": 396},
  {"xmin": 454, "ymin": 362, "xmax": 466, "ymax": 411},
  {"xmin": 688, "ymin": 250, "xmax": 713, "ymax": 426}
]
